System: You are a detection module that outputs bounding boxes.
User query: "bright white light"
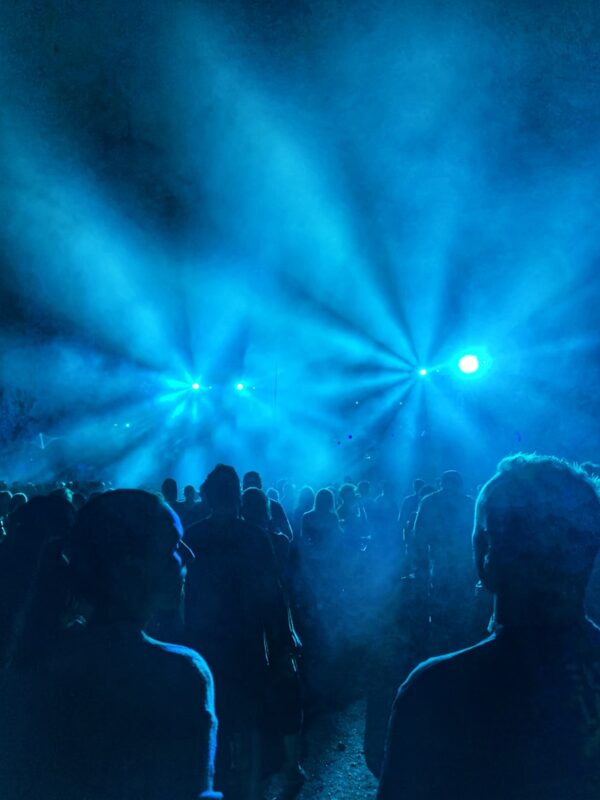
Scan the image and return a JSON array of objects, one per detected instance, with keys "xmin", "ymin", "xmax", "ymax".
[
  {"xmin": 458, "ymin": 354, "xmax": 480, "ymax": 374},
  {"xmin": 418, "ymin": 368, "xmax": 428, "ymax": 376},
  {"xmin": 191, "ymin": 382, "xmax": 200, "ymax": 390},
  {"xmin": 236, "ymin": 383, "xmax": 244, "ymax": 391}
]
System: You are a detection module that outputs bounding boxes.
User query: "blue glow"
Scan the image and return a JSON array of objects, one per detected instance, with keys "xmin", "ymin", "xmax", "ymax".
[
  {"xmin": 458, "ymin": 354, "xmax": 480, "ymax": 374},
  {"xmin": 1, "ymin": 3, "xmax": 599, "ymax": 488}
]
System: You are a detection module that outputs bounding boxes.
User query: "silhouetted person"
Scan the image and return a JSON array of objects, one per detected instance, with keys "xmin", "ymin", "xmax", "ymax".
[
  {"xmin": 0, "ymin": 494, "xmax": 76, "ymax": 669},
  {"xmin": 368, "ymin": 479, "xmax": 403, "ymax": 571},
  {"xmin": 8, "ymin": 492, "xmax": 27, "ymax": 514},
  {"xmin": 242, "ymin": 487, "xmax": 290, "ymax": 569},
  {"xmin": 241, "ymin": 487, "xmax": 305, "ymax": 799},
  {"xmin": 177, "ymin": 484, "xmax": 208, "ymax": 528},
  {"xmin": 0, "ymin": 489, "xmax": 218, "ymax": 800},
  {"xmin": 337, "ymin": 483, "xmax": 368, "ymax": 547},
  {"xmin": 297, "ymin": 489, "xmax": 345, "ymax": 705},
  {"xmin": 279, "ymin": 481, "xmax": 296, "ymax": 520},
  {"xmin": 398, "ymin": 479, "xmax": 425, "ymax": 532},
  {"xmin": 291, "ymin": 485, "xmax": 315, "ymax": 538},
  {"xmin": 161, "ymin": 476, "xmax": 179, "ymax": 507},
  {"xmin": 413, "ymin": 470, "xmax": 476, "ymax": 652},
  {"xmin": 186, "ymin": 465, "xmax": 291, "ymax": 800},
  {"xmin": 357, "ymin": 479, "xmax": 376, "ymax": 522},
  {"xmin": 403, "ymin": 484, "xmax": 437, "ymax": 567},
  {"xmin": 301, "ymin": 488, "xmax": 341, "ymax": 549},
  {"xmin": 378, "ymin": 454, "xmax": 600, "ymax": 800},
  {"xmin": 243, "ymin": 470, "xmax": 293, "ymax": 540},
  {"xmin": 373, "ymin": 481, "xmax": 400, "ymax": 534}
]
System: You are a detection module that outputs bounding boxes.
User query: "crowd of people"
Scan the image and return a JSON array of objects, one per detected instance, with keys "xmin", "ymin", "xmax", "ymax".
[{"xmin": 0, "ymin": 455, "xmax": 600, "ymax": 799}]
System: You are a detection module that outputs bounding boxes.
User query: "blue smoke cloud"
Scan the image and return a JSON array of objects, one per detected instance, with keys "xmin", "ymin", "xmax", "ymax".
[{"xmin": 1, "ymin": 0, "xmax": 599, "ymax": 487}]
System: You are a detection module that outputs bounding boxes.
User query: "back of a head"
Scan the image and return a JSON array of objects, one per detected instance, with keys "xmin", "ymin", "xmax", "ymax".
[
  {"xmin": 241, "ymin": 487, "xmax": 269, "ymax": 529},
  {"xmin": 441, "ymin": 470, "xmax": 463, "ymax": 491},
  {"xmin": 419, "ymin": 484, "xmax": 437, "ymax": 500},
  {"xmin": 243, "ymin": 470, "xmax": 262, "ymax": 491},
  {"xmin": 160, "ymin": 478, "xmax": 178, "ymax": 505},
  {"xmin": 69, "ymin": 489, "xmax": 167, "ymax": 608},
  {"xmin": 8, "ymin": 493, "xmax": 27, "ymax": 514},
  {"xmin": 413, "ymin": 478, "xmax": 425, "ymax": 494},
  {"xmin": 2, "ymin": 496, "xmax": 77, "ymax": 669},
  {"xmin": 339, "ymin": 483, "xmax": 356, "ymax": 504},
  {"xmin": 296, "ymin": 485, "xmax": 315, "ymax": 511},
  {"xmin": 8, "ymin": 494, "xmax": 76, "ymax": 546},
  {"xmin": 474, "ymin": 454, "xmax": 600, "ymax": 599},
  {"xmin": 49, "ymin": 487, "xmax": 73, "ymax": 506},
  {"xmin": 202, "ymin": 464, "xmax": 241, "ymax": 513},
  {"xmin": 183, "ymin": 485, "xmax": 196, "ymax": 502},
  {"xmin": 314, "ymin": 488, "xmax": 334, "ymax": 514}
]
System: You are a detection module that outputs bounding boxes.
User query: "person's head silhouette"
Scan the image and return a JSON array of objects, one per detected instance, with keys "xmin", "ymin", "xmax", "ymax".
[
  {"xmin": 242, "ymin": 470, "xmax": 262, "ymax": 491},
  {"xmin": 202, "ymin": 464, "xmax": 242, "ymax": 516},
  {"xmin": 69, "ymin": 489, "xmax": 193, "ymax": 626},
  {"xmin": 241, "ymin": 487, "xmax": 269, "ymax": 529},
  {"xmin": 440, "ymin": 470, "xmax": 463, "ymax": 492},
  {"xmin": 473, "ymin": 454, "xmax": 600, "ymax": 626},
  {"xmin": 314, "ymin": 488, "xmax": 335, "ymax": 514},
  {"xmin": 160, "ymin": 478, "xmax": 178, "ymax": 507}
]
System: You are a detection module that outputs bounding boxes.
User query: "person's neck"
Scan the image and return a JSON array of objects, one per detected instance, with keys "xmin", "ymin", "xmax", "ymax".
[
  {"xmin": 91, "ymin": 604, "xmax": 149, "ymax": 630},
  {"xmin": 211, "ymin": 508, "xmax": 238, "ymax": 519},
  {"xmin": 494, "ymin": 592, "xmax": 584, "ymax": 628}
]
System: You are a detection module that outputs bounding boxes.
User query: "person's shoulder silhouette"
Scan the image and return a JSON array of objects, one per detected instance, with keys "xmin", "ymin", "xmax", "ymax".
[{"xmin": 378, "ymin": 454, "xmax": 600, "ymax": 800}]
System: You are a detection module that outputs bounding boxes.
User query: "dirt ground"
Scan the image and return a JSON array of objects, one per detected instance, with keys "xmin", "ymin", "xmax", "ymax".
[{"xmin": 267, "ymin": 699, "xmax": 379, "ymax": 800}]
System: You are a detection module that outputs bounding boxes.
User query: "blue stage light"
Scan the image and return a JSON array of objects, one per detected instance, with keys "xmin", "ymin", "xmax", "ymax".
[
  {"xmin": 418, "ymin": 368, "xmax": 428, "ymax": 376},
  {"xmin": 191, "ymin": 382, "xmax": 200, "ymax": 390},
  {"xmin": 458, "ymin": 354, "xmax": 480, "ymax": 374},
  {"xmin": 236, "ymin": 383, "xmax": 245, "ymax": 391}
]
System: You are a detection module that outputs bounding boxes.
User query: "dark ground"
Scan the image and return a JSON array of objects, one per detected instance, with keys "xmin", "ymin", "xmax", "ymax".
[{"xmin": 266, "ymin": 699, "xmax": 379, "ymax": 800}]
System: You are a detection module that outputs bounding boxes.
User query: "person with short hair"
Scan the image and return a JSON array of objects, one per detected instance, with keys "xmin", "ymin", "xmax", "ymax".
[
  {"xmin": 412, "ymin": 469, "xmax": 476, "ymax": 652},
  {"xmin": 0, "ymin": 489, "xmax": 218, "ymax": 800},
  {"xmin": 186, "ymin": 465, "xmax": 291, "ymax": 800},
  {"xmin": 398, "ymin": 479, "xmax": 425, "ymax": 533},
  {"xmin": 378, "ymin": 454, "xmax": 600, "ymax": 800}
]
